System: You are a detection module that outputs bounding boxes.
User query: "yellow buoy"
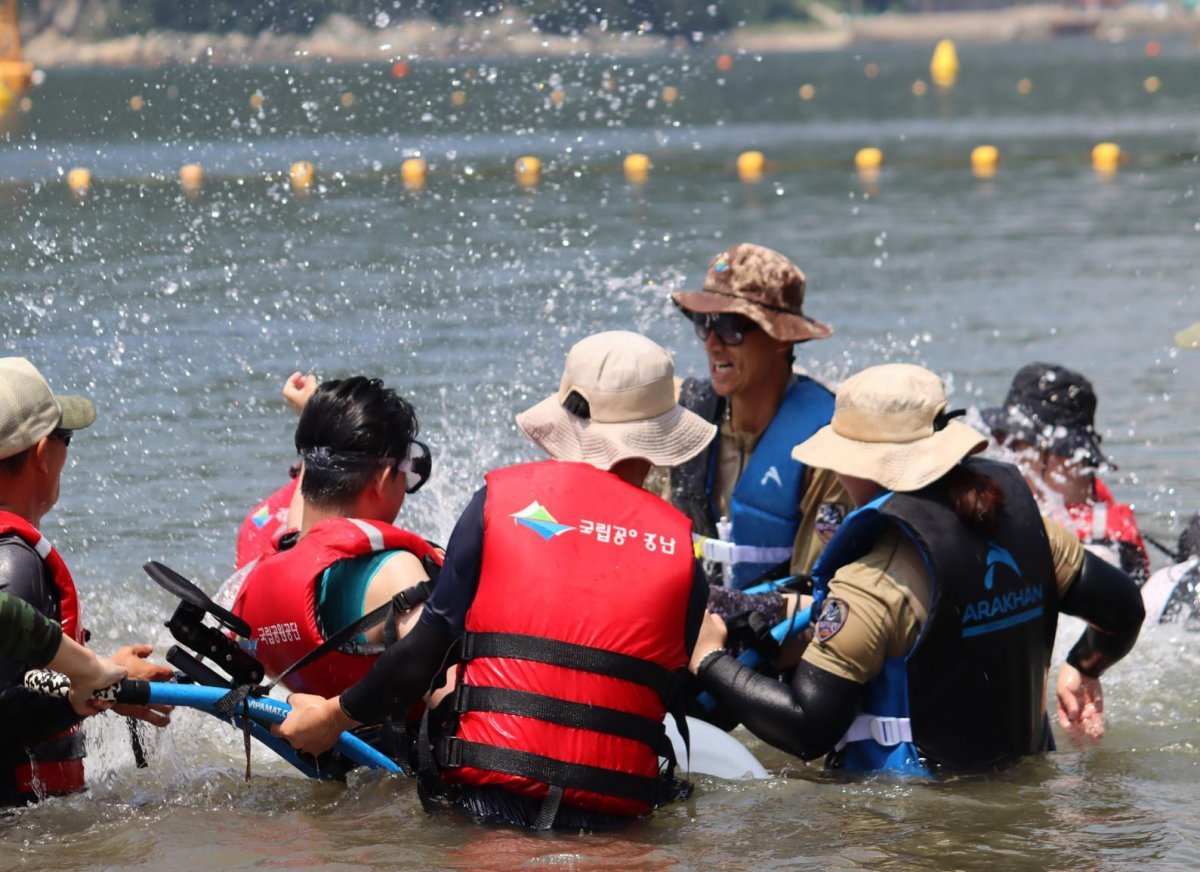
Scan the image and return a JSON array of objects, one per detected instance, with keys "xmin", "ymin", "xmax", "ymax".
[
  {"xmin": 66, "ymin": 167, "xmax": 91, "ymax": 196},
  {"xmin": 736, "ymin": 151, "xmax": 765, "ymax": 183},
  {"xmin": 129, "ymin": 94, "xmax": 144, "ymax": 112},
  {"xmin": 855, "ymin": 147, "xmax": 884, "ymax": 172},
  {"xmin": 179, "ymin": 163, "xmax": 203, "ymax": 196},
  {"xmin": 450, "ymin": 89, "xmax": 467, "ymax": 107},
  {"xmin": 1175, "ymin": 320, "xmax": 1200, "ymax": 350},
  {"xmin": 911, "ymin": 79, "xmax": 928, "ymax": 97},
  {"xmin": 864, "ymin": 63, "xmax": 879, "ymax": 79},
  {"xmin": 515, "ymin": 155, "xmax": 541, "ymax": 187},
  {"xmin": 1016, "ymin": 78, "xmax": 1033, "ymax": 95},
  {"xmin": 249, "ymin": 91, "xmax": 264, "ymax": 110},
  {"xmin": 1143, "ymin": 76, "xmax": 1161, "ymax": 93},
  {"xmin": 930, "ymin": 39, "xmax": 959, "ymax": 88},
  {"xmin": 1092, "ymin": 142, "xmax": 1121, "ymax": 174},
  {"xmin": 400, "ymin": 157, "xmax": 428, "ymax": 190},
  {"xmin": 624, "ymin": 153, "xmax": 651, "ymax": 184},
  {"xmin": 662, "ymin": 85, "xmax": 679, "ymax": 104},
  {"xmin": 971, "ymin": 145, "xmax": 999, "ymax": 179},
  {"xmin": 798, "ymin": 83, "xmax": 815, "ymax": 101},
  {"xmin": 290, "ymin": 161, "xmax": 315, "ymax": 192},
  {"xmin": 340, "ymin": 91, "xmax": 356, "ymax": 108}
]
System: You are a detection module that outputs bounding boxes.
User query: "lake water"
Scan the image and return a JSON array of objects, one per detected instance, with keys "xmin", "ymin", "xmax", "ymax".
[{"xmin": 2, "ymin": 36, "xmax": 1199, "ymax": 870}]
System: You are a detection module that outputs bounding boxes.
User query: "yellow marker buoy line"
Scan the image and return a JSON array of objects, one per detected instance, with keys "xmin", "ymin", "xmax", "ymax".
[{"xmin": 51, "ymin": 143, "xmax": 1185, "ymax": 198}]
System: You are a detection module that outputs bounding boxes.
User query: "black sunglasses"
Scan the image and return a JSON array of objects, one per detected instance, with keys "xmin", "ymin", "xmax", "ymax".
[
  {"xmin": 692, "ymin": 312, "xmax": 760, "ymax": 347},
  {"xmin": 49, "ymin": 428, "xmax": 73, "ymax": 447}
]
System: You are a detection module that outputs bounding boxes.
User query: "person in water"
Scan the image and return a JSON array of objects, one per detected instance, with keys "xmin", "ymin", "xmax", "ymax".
[
  {"xmin": 232, "ymin": 377, "xmax": 443, "ymax": 731},
  {"xmin": 275, "ymin": 331, "xmax": 716, "ymax": 829},
  {"xmin": 0, "ymin": 357, "xmax": 174, "ymax": 806},
  {"xmin": 0, "ymin": 591, "xmax": 126, "ymax": 713},
  {"xmin": 690, "ymin": 363, "xmax": 1144, "ymax": 773},
  {"xmin": 663, "ymin": 243, "xmax": 852, "ymax": 589},
  {"xmin": 983, "ymin": 362, "xmax": 1151, "ymax": 585}
]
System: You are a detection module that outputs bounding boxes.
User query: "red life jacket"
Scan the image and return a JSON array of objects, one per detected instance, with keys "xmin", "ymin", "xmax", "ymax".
[
  {"xmin": 441, "ymin": 461, "xmax": 694, "ymax": 818},
  {"xmin": 1064, "ymin": 479, "xmax": 1150, "ymax": 580},
  {"xmin": 235, "ymin": 478, "xmax": 299, "ymax": 569},
  {"xmin": 232, "ymin": 517, "xmax": 443, "ymax": 697},
  {"xmin": 0, "ymin": 511, "xmax": 86, "ymax": 797}
]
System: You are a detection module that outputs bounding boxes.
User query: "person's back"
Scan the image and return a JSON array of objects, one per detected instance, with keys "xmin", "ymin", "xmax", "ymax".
[
  {"xmin": 232, "ymin": 376, "xmax": 440, "ymax": 701},
  {"xmin": 442, "ymin": 459, "xmax": 695, "ymax": 818}
]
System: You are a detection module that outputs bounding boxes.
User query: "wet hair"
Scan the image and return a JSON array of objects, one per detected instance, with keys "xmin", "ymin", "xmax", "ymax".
[
  {"xmin": 294, "ymin": 376, "xmax": 419, "ymax": 509},
  {"xmin": 941, "ymin": 464, "xmax": 1006, "ymax": 533}
]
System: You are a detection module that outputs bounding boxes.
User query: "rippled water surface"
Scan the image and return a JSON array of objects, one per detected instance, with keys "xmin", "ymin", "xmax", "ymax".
[{"xmin": 2, "ymin": 37, "xmax": 1199, "ymax": 870}]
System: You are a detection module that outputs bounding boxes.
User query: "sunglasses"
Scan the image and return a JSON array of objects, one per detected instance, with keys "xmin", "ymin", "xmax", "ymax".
[
  {"xmin": 395, "ymin": 439, "xmax": 432, "ymax": 494},
  {"xmin": 49, "ymin": 428, "xmax": 73, "ymax": 447},
  {"xmin": 691, "ymin": 312, "xmax": 759, "ymax": 347}
]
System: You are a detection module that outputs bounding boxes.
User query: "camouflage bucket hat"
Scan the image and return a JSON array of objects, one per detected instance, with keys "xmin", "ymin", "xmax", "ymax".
[{"xmin": 670, "ymin": 243, "xmax": 833, "ymax": 342}]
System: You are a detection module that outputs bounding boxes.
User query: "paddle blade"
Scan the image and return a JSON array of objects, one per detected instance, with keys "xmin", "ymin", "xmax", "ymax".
[{"xmin": 1175, "ymin": 321, "xmax": 1200, "ymax": 349}]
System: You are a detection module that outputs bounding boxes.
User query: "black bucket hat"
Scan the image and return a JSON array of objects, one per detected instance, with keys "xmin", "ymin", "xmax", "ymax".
[{"xmin": 982, "ymin": 362, "xmax": 1113, "ymax": 469}]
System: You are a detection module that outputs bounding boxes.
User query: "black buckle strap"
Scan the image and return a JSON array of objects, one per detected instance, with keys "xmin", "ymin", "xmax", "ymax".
[
  {"xmin": 461, "ymin": 632, "xmax": 677, "ymax": 700},
  {"xmin": 433, "ymin": 737, "xmax": 662, "ymax": 805},
  {"xmin": 451, "ymin": 684, "xmax": 670, "ymax": 755}
]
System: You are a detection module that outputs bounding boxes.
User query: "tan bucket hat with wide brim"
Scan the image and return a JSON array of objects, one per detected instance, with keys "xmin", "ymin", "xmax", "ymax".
[
  {"xmin": 516, "ymin": 331, "xmax": 717, "ymax": 469},
  {"xmin": 670, "ymin": 243, "xmax": 833, "ymax": 343},
  {"xmin": 791, "ymin": 363, "xmax": 987, "ymax": 493}
]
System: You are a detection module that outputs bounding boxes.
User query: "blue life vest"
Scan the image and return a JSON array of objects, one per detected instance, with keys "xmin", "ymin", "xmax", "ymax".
[
  {"xmin": 672, "ymin": 377, "xmax": 834, "ymax": 589},
  {"xmin": 809, "ymin": 459, "xmax": 1057, "ymax": 774}
]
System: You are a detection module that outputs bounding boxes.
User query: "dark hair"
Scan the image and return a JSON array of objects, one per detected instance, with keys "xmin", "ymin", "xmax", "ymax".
[
  {"xmin": 294, "ymin": 376, "xmax": 419, "ymax": 509},
  {"xmin": 941, "ymin": 464, "xmax": 1006, "ymax": 533},
  {"xmin": 0, "ymin": 448, "xmax": 29, "ymax": 477}
]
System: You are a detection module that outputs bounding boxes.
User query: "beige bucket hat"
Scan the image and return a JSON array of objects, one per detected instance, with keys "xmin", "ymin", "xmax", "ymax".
[
  {"xmin": 791, "ymin": 363, "xmax": 986, "ymax": 492},
  {"xmin": 670, "ymin": 243, "xmax": 833, "ymax": 342},
  {"xmin": 0, "ymin": 357, "xmax": 97, "ymax": 461},
  {"xmin": 516, "ymin": 331, "xmax": 717, "ymax": 469}
]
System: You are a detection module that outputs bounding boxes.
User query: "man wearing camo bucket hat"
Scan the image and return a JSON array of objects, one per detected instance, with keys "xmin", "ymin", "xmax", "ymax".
[
  {"xmin": 666, "ymin": 243, "xmax": 852, "ymax": 591},
  {"xmin": 276, "ymin": 332, "xmax": 718, "ymax": 829}
]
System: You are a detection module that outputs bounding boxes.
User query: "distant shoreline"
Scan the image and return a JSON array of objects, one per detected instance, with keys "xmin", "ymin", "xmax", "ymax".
[{"xmin": 20, "ymin": 5, "xmax": 1200, "ymax": 69}]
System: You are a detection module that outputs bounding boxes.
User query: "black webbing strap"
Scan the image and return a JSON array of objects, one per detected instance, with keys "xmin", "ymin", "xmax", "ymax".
[
  {"xmin": 461, "ymin": 632, "xmax": 676, "ymax": 700},
  {"xmin": 450, "ymin": 684, "xmax": 670, "ymax": 755},
  {"xmin": 267, "ymin": 578, "xmax": 433, "ymax": 691},
  {"xmin": 434, "ymin": 737, "xmax": 661, "ymax": 805}
]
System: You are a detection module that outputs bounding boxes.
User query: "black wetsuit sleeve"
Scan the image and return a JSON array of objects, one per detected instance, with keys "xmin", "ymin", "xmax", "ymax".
[
  {"xmin": 340, "ymin": 486, "xmax": 488, "ymax": 724},
  {"xmin": 0, "ymin": 539, "xmax": 83, "ymax": 748},
  {"xmin": 0, "ymin": 591, "xmax": 63, "ymax": 666},
  {"xmin": 1058, "ymin": 550, "xmax": 1145, "ymax": 678},
  {"xmin": 696, "ymin": 651, "xmax": 862, "ymax": 760},
  {"xmin": 684, "ymin": 563, "xmax": 707, "ymax": 655}
]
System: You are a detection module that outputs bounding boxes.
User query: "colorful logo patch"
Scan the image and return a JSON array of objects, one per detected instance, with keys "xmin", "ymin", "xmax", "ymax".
[
  {"xmin": 814, "ymin": 502, "xmax": 846, "ymax": 543},
  {"xmin": 712, "ymin": 255, "xmax": 729, "ymax": 272},
  {"xmin": 511, "ymin": 501, "xmax": 575, "ymax": 542},
  {"xmin": 815, "ymin": 597, "xmax": 849, "ymax": 643},
  {"xmin": 250, "ymin": 504, "xmax": 271, "ymax": 529}
]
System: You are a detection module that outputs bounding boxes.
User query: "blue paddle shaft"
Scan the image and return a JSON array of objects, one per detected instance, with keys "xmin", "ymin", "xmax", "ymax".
[{"xmin": 23, "ymin": 671, "xmax": 401, "ymax": 775}]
